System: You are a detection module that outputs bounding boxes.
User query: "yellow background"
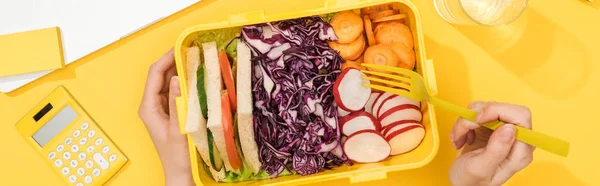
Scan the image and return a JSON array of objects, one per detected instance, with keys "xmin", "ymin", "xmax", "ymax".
[{"xmin": 1, "ymin": 0, "xmax": 598, "ymax": 185}]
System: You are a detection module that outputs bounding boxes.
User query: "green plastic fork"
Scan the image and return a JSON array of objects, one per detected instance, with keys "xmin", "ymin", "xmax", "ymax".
[{"xmin": 360, "ymin": 63, "xmax": 570, "ymax": 157}]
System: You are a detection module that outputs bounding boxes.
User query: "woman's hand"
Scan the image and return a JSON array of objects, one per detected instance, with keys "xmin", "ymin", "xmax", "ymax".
[
  {"xmin": 138, "ymin": 48, "xmax": 194, "ymax": 186},
  {"xmin": 449, "ymin": 101, "xmax": 535, "ymax": 186}
]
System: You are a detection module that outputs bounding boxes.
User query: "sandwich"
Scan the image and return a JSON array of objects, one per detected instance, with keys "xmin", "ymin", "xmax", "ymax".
[
  {"xmin": 184, "ymin": 28, "xmax": 271, "ymax": 182},
  {"xmin": 185, "ymin": 45, "xmax": 226, "ymax": 180}
]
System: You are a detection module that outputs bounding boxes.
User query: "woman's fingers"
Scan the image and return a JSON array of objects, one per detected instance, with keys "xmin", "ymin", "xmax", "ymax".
[
  {"xmin": 476, "ymin": 102, "xmax": 535, "ymax": 171},
  {"xmin": 470, "ymin": 124, "xmax": 516, "ymax": 174},
  {"xmin": 451, "ymin": 101, "xmax": 487, "ymax": 149},
  {"xmin": 168, "ymin": 76, "xmax": 181, "ymax": 126},
  {"xmin": 167, "ymin": 76, "xmax": 187, "ymax": 142},
  {"xmin": 475, "ymin": 102, "xmax": 532, "ymax": 129},
  {"xmin": 466, "ymin": 130, "xmax": 475, "ymax": 145},
  {"xmin": 142, "ymin": 48, "xmax": 175, "ymax": 103},
  {"xmin": 489, "ymin": 135, "xmax": 534, "ymax": 185},
  {"xmin": 163, "ymin": 65, "xmax": 178, "ymax": 93},
  {"xmin": 470, "ymin": 102, "xmax": 535, "ymax": 183}
]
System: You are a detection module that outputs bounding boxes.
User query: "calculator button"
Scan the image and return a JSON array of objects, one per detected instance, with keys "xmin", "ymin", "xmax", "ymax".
[
  {"xmin": 48, "ymin": 152, "xmax": 56, "ymax": 159},
  {"xmin": 69, "ymin": 175, "xmax": 77, "ymax": 183},
  {"xmin": 109, "ymin": 154, "xmax": 117, "ymax": 162},
  {"xmin": 79, "ymin": 138, "xmax": 87, "ymax": 145},
  {"xmin": 54, "ymin": 159, "xmax": 63, "ymax": 167},
  {"xmin": 57, "ymin": 145, "xmax": 64, "ymax": 152},
  {"xmin": 92, "ymin": 168, "xmax": 101, "ymax": 176},
  {"xmin": 87, "ymin": 146, "xmax": 94, "ymax": 153},
  {"xmin": 71, "ymin": 145, "xmax": 79, "ymax": 152},
  {"xmin": 73, "ymin": 130, "xmax": 81, "ymax": 137},
  {"xmin": 95, "ymin": 138, "xmax": 103, "ymax": 146},
  {"xmin": 88, "ymin": 130, "xmax": 96, "ymax": 138},
  {"xmin": 93, "ymin": 153, "xmax": 109, "ymax": 170},
  {"xmin": 70, "ymin": 160, "xmax": 78, "ymax": 167},
  {"xmin": 77, "ymin": 168, "xmax": 85, "ymax": 176},
  {"xmin": 85, "ymin": 160, "xmax": 94, "ymax": 168},
  {"xmin": 78, "ymin": 152, "xmax": 86, "ymax": 160},
  {"xmin": 81, "ymin": 123, "xmax": 89, "ymax": 130},
  {"xmin": 65, "ymin": 137, "xmax": 72, "ymax": 145},
  {"xmin": 62, "ymin": 167, "xmax": 70, "ymax": 175},
  {"xmin": 76, "ymin": 183, "xmax": 84, "ymax": 186},
  {"xmin": 84, "ymin": 176, "xmax": 92, "ymax": 184},
  {"xmin": 63, "ymin": 152, "xmax": 71, "ymax": 160},
  {"xmin": 102, "ymin": 146, "xmax": 110, "ymax": 154}
]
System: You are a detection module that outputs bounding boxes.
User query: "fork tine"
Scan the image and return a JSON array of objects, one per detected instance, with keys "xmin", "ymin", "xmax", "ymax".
[
  {"xmin": 361, "ymin": 70, "xmax": 411, "ymax": 82},
  {"xmin": 362, "ymin": 76, "xmax": 411, "ymax": 90},
  {"xmin": 361, "ymin": 63, "xmax": 418, "ymax": 77},
  {"xmin": 363, "ymin": 84, "xmax": 419, "ymax": 101}
]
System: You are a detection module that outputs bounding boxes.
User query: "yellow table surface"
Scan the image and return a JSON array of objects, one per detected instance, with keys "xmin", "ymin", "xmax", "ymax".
[{"xmin": 1, "ymin": 0, "xmax": 599, "ymax": 185}]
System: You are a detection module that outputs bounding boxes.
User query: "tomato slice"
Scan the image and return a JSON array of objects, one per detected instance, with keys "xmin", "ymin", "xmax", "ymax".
[
  {"xmin": 218, "ymin": 51, "xmax": 238, "ymax": 111},
  {"xmin": 221, "ymin": 92, "xmax": 242, "ymax": 169}
]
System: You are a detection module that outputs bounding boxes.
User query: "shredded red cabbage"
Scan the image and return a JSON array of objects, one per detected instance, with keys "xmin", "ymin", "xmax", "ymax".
[{"xmin": 241, "ymin": 16, "xmax": 352, "ymax": 177}]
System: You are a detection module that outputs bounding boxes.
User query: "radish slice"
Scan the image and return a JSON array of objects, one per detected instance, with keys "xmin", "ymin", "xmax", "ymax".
[
  {"xmin": 376, "ymin": 95, "xmax": 420, "ymax": 118},
  {"xmin": 371, "ymin": 92, "xmax": 394, "ymax": 119},
  {"xmin": 365, "ymin": 91, "xmax": 382, "ymax": 115},
  {"xmin": 344, "ymin": 130, "xmax": 391, "ymax": 163},
  {"xmin": 338, "ymin": 107, "xmax": 351, "ymax": 117},
  {"xmin": 385, "ymin": 125, "xmax": 425, "ymax": 155},
  {"xmin": 340, "ymin": 111, "xmax": 381, "ymax": 136},
  {"xmin": 381, "ymin": 120, "xmax": 421, "ymax": 135},
  {"xmin": 334, "ymin": 68, "xmax": 372, "ymax": 111},
  {"xmin": 383, "ymin": 121, "xmax": 422, "ymax": 137},
  {"xmin": 379, "ymin": 105, "xmax": 422, "ymax": 128}
]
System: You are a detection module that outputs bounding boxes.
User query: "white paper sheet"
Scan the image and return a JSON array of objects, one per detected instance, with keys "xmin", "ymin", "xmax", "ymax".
[{"xmin": 0, "ymin": 0, "xmax": 198, "ymax": 92}]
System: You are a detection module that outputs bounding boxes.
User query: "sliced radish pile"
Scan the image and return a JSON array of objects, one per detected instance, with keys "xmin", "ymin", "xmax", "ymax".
[
  {"xmin": 364, "ymin": 91, "xmax": 382, "ymax": 115},
  {"xmin": 344, "ymin": 130, "xmax": 391, "ymax": 163},
  {"xmin": 379, "ymin": 105, "xmax": 422, "ymax": 128},
  {"xmin": 371, "ymin": 92, "xmax": 394, "ymax": 118},
  {"xmin": 340, "ymin": 111, "xmax": 381, "ymax": 136},
  {"xmin": 376, "ymin": 95, "xmax": 420, "ymax": 117},
  {"xmin": 338, "ymin": 107, "xmax": 351, "ymax": 117},
  {"xmin": 334, "ymin": 68, "xmax": 372, "ymax": 111},
  {"xmin": 336, "ymin": 79, "xmax": 426, "ymax": 162},
  {"xmin": 385, "ymin": 124, "xmax": 425, "ymax": 155}
]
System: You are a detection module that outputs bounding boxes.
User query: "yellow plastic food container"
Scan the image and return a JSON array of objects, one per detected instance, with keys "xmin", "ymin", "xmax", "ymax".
[{"xmin": 173, "ymin": 0, "xmax": 439, "ymax": 185}]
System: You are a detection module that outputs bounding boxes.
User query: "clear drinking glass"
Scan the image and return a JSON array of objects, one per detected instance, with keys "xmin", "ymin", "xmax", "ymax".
[{"xmin": 434, "ymin": 0, "xmax": 528, "ymax": 26}]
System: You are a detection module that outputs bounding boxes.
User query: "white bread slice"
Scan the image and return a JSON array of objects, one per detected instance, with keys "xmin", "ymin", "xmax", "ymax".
[
  {"xmin": 202, "ymin": 42, "xmax": 234, "ymax": 171},
  {"xmin": 185, "ymin": 46, "xmax": 211, "ymax": 167},
  {"xmin": 236, "ymin": 40, "xmax": 262, "ymax": 173}
]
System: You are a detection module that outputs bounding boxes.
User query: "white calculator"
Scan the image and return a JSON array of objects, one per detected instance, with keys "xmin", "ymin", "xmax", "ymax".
[{"xmin": 15, "ymin": 86, "xmax": 128, "ymax": 186}]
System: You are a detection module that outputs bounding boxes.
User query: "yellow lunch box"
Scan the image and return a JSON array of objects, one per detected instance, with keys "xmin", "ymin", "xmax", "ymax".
[{"xmin": 173, "ymin": 0, "xmax": 439, "ymax": 185}]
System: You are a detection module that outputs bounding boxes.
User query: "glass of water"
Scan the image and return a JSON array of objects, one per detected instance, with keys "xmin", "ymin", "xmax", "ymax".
[{"xmin": 434, "ymin": 0, "xmax": 528, "ymax": 26}]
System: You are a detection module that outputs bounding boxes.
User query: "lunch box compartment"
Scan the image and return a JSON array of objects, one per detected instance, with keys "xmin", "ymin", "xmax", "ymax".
[{"xmin": 174, "ymin": 0, "xmax": 439, "ymax": 185}]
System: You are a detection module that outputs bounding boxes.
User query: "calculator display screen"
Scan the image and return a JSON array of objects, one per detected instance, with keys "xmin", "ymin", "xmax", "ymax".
[{"xmin": 32, "ymin": 105, "xmax": 78, "ymax": 147}]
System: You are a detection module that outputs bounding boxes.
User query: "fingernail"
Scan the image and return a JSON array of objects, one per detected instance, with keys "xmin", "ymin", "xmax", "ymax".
[
  {"xmin": 449, "ymin": 132, "xmax": 454, "ymax": 142},
  {"xmin": 500, "ymin": 124, "xmax": 516, "ymax": 142},
  {"xmin": 171, "ymin": 76, "xmax": 179, "ymax": 87}
]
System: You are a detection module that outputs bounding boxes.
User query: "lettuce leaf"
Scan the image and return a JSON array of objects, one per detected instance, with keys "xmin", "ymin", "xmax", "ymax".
[{"xmin": 193, "ymin": 27, "xmax": 242, "ymax": 52}]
